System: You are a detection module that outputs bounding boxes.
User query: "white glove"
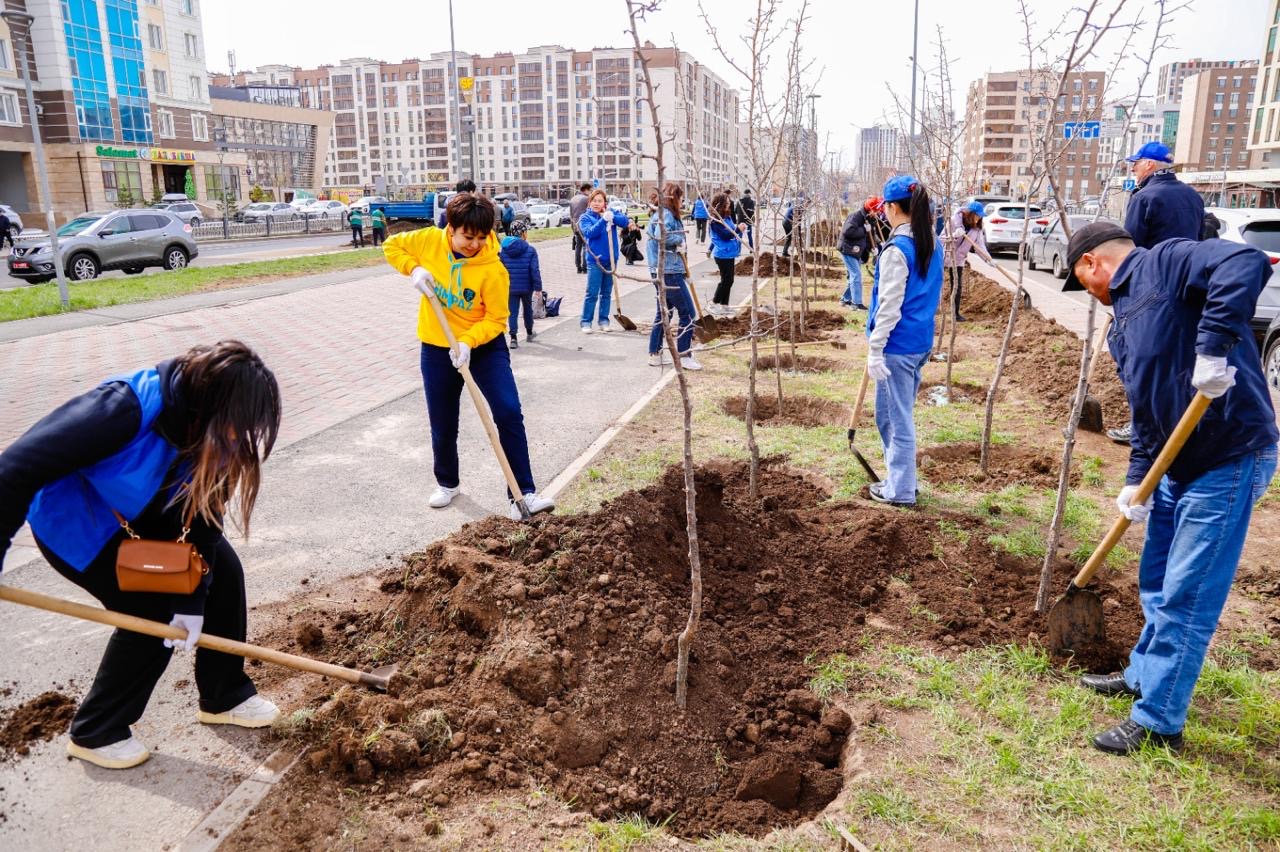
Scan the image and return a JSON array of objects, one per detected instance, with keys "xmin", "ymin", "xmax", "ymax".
[
  {"xmin": 1191, "ymin": 354, "xmax": 1236, "ymax": 399},
  {"xmin": 1116, "ymin": 485, "xmax": 1153, "ymax": 524},
  {"xmin": 450, "ymin": 342, "xmax": 471, "ymax": 371},
  {"xmin": 867, "ymin": 349, "xmax": 890, "ymax": 382},
  {"xmin": 410, "ymin": 266, "xmax": 433, "ymax": 291},
  {"xmin": 164, "ymin": 613, "xmax": 204, "ymax": 652}
]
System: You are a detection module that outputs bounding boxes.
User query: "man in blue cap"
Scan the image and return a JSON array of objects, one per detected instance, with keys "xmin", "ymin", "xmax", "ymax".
[{"xmin": 1062, "ymin": 221, "xmax": 1277, "ymax": 755}]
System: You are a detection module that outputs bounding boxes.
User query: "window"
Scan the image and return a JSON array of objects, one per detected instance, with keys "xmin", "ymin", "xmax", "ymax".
[
  {"xmin": 150, "ymin": 69, "xmax": 166, "ymax": 94},
  {"xmin": 147, "ymin": 24, "xmax": 163, "ymax": 50},
  {"xmin": 189, "ymin": 74, "xmax": 202, "ymax": 100},
  {"xmin": 101, "ymin": 161, "xmax": 143, "ymax": 204},
  {"xmin": 182, "ymin": 0, "xmax": 195, "ymax": 14},
  {"xmin": 184, "ymin": 33, "xmax": 199, "ymax": 59},
  {"xmin": 157, "ymin": 109, "xmax": 175, "ymax": 138},
  {"xmin": 0, "ymin": 91, "xmax": 20, "ymax": 125},
  {"xmin": 0, "ymin": 38, "xmax": 10, "ymax": 71},
  {"xmin": 191, "ymin": 112, "xmax": 208, "ymax": 140}
]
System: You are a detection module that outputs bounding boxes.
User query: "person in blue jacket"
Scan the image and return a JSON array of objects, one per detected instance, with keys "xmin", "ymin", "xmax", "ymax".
[
  {"xmin": 709, "ymin": 192, "xmax": 747, "ymax": 315},
  {"xmin": 1062, "ymin": 221, "xmax": 1278, "ymax": 755},
  {"xmin": 437, "ymin": 179, "xmax": 477, "ymax": 229},
  {"xmin": 1123, "ymin": 141, "xmax": 1204, "ymax": 249},
  {"xmin": 0, "ymin": 341, "xmax": 284, "ymax": 770},
  {"xmin": 865, "ymin": 175, "xmax": 944, "ymax": 507},
  {"xmin": 692, "ymin": 193, "xmax": 709, "ymax": 244},
  {"xmin": 647, "ymin": 183, "xmax": 701, "ymax": 371},
  {"xmin": 577, "ymin": 189, "xmax": 631, "ymax": 334},
  {"xmin": 499, "ymin": 220, "xmax": 542, "ymax": 349}
]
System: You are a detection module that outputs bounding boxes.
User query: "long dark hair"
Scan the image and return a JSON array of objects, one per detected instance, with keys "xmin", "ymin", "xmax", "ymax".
[
  {"xmin": 660, "ymin": 182, "xmax": 684, "ymax": 216},
  {"xmin": 886, "ymin": 183, "xmax": 935, "ymax": 277},
  {"xmin": 174, "ymin": 340, "xmax": 281, "ymax": 536},
  {"xmin": 710, "ymin": 192, "xmax": 732, "ymax": 219}
]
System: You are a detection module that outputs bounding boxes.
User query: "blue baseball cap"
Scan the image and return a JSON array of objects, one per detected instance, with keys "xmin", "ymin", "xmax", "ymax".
[
  {"xmin": 882, "ymin": 175, "xmax": 920, "ymax": 203},
  {"xmin": 965, "ymin": 201, "xmax": 986, "ymax": 216},
  {"xmin": 1125, "ymin": 141, "xmax": 1173, "ymax": 164}
]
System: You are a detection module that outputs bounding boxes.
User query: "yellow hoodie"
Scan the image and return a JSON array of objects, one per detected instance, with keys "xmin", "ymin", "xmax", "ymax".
[{"xmin": 383, "ymin": 226, "xmax": 510, "ymax": 350}]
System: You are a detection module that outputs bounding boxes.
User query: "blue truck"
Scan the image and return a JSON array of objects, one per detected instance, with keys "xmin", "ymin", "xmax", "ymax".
[{"xmin": 369, "ymin": 192, "xmax": 437, "ymax": 224}]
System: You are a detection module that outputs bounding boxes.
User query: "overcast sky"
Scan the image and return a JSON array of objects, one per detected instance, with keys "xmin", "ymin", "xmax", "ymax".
[{"xmin": 202, "ymin": 0, "xmax": 1269, "ymax": 166}]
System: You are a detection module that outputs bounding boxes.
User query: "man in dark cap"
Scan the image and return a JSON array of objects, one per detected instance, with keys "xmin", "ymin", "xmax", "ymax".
[{"xmin": 1063, "ymin": 222, "xmax": 1277, "ymax": 755}]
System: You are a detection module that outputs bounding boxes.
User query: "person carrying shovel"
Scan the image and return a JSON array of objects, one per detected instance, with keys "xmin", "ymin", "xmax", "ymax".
[
  {"xmin": 1061, "ymin": 221, "xmax": 1278, "ymax": 755},
  {"xmin": 383, "ymin": 192, "xmax": 555, "ymax": 521},
  {"xmin": 0, "ymin": 341, "xmax": 284, "ymax": 769}
]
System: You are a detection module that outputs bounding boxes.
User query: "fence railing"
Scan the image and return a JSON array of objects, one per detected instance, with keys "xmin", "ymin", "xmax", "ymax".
[{"xmin": 192, "ymin": 216, "xmax": 348, "ymax": 242}]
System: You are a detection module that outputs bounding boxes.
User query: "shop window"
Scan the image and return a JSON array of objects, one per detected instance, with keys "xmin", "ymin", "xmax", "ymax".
[{"xmin": 101, "ymin": 161, "xmax": 143, "ymax": 205}]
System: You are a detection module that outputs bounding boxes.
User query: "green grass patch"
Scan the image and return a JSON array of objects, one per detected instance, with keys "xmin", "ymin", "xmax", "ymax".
[
  {"xmin": 578, "ymin": 814, "xmax": 672, "ymax": 851},
  {"xmin": 527, "ymin": 226, "xmax": 572, "ymax": 243},
  {"xmin": 1081, "ymin": 454, "xmax": 1105, "ymax": 487}
]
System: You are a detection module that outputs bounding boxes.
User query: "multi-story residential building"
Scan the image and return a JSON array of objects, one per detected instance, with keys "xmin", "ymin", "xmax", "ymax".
[
  {"xmin": 961, "ymin": 69, "xmax": 1107, "ymax": 202},
  {"xmin": 736, "ymin": 123, "xmax": 817, "ymax": 196},
  {"xmin": 215, "ymin": 44, "xmax": 738, "ymax": 201},
  {"xmin": 855, "ymin": 125, "xmax": 902, "ymax": 189},
  {"xmin": 1249, "ymin": 1, "xmax": 1280, "ymax": 163},
  {"xmin": 1154, "ymin": 59, "xmax": 1256, "ymax": 152},
  {"xmin": 1174, "ymin": 64, "xmax": 1264, "ymax": 171},
  {"xmin": 0, "ymin": 0, "xmax": 242, "ymax": 222},
  {"xmin": 208, "ymin": 84, "xmax": 333, "ymax": 202}
]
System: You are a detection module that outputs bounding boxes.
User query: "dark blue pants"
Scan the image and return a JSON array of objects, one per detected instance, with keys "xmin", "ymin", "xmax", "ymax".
[
  {"xmin": 509, "ymin": 292, "xmax": 534, "ymax": 336},
  {"xmin": 419, "ymin": 339, "xmax": 536, "ymax": 496},
  {"xmin": 648, "ymin": 273, "xmax": 696, "ymax": 355}
]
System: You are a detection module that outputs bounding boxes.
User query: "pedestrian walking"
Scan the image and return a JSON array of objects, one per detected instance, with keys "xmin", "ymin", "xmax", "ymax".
[
  {"xmin": 383, "ymin": 192, "xmax": 555, "ymax": 520},
  {"xmin": 578, "ymin": 189, "xmax": 631, "ymax": 334},
  {"xmin": 838, "ymin": 197, "xmax": 876, "ymax": 309},
  {"xmin": 1061, "ymin": 221, "xmax": 1278, "ymax": 755},
  {"xmin": 500, "ymin": 200, "xmax": 515, "ymax": 235},
  {"xmin": 709, "ymin": 192, "xmax": 746, "ymax": 314},
  {"xmin": 865, "ymin": 175, "xmax": 944, "ymax": 507},
  {"xmin": 370, "ymin": 207, "xmax": 387, "ymax": 247},
  {"xmin": 348, "ymin": 207, "xmax": 365, "ymax": 248},
  {"xmin": 781, "ymin": 199, "xmax": 797, "ymax": 258},
  {"xmin": 942, "ymin": 201, "xmax": 990, "ymax": 322},
  {"xmin": 0, "ymin": 211, "xmax": 13, "ymax": 251},
  {"xmin": 0, "ymin": 341, "xmax": 284, "ymax": 769},
  {"xmin": 646, "ymin": 184, "xmax": 701, "ymax": 371},
  {"xmin": 499, "ymin": 221, "xmax": 542, "ymax": 349},
  {"xmin": 692, "ymin": 193, "xmax": 710, "ymax": 244},
  {"xmin": 735, "ymin": 189, "xmax": 756, "ymax": 249},
  {"xmin": 569, "ymin": 182, "xmax": 591, "ymax": 274}
]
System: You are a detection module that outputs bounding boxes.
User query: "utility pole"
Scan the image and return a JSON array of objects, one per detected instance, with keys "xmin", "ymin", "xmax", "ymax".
[
  {"xmin": 909, "ymin": 0, "xmax": 920, "ymax": 142},
  {"xmin": 2, "ymin": 10, "xmax": 70, "ymax": 308},
  {"xmin": 447, "ymin": 0, "xmax": 464, "ymax": 182}
]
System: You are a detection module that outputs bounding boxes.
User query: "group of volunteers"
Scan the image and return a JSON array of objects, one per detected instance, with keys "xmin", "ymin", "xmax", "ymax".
[{"xmin": 0, "ymin": 137, "xmax": 1273, "ymax": 773}]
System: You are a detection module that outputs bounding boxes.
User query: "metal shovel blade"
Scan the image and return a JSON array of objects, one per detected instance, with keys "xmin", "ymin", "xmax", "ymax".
[
  {"xmin": 614, "ymin": 311, "xmax": 638, "ymax": 332},
  {"xmin": 847, "ymin": 429, "xmax": 881, "ymax": 483},
  {"xmin": 361, "ymin": 664, "xmax": 399, "ymax": 692},
  {"xmin": 1078, "ymin": 395, "xmax": 1104, "ymax": 433},
  {"xmin": 1046, "ymin": 584, "xmax": 1106, "ymax": 654}
]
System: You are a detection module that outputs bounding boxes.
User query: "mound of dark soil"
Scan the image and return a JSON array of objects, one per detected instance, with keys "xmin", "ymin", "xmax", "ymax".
[
  {"xmin": 734, "ymin": 252, "xmax": 843, "ymax": 278},
  {"xmin": 918, "ymin": 442, "xmax": 1079, "ymax": 489},
  {"xmin": 716, "ymin": 309, "xmax": 847, "ymax": 344},
  {"xmin": 917, "ymin": 381, "xmax": 996, "ymax": 404},
  {"xmin": 0, "ymin": 692, "xmax": 75, "ymax": 759},
  {"xmin": 721, "ymin": 394, "xmax": 850, "ymax": 428},
  {"xmin": 248, "ymin": 461, "xmax": 1139, "ymax": 845},
  {"xmin": 756, "ymin": 354, "xmax": 840, "ymax": 374}
]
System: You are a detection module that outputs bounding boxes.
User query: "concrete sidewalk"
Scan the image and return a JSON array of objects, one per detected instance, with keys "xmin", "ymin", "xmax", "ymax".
[{"xmin": 966, "ymin": 255, "xmax": 1106, "ymax": 338}]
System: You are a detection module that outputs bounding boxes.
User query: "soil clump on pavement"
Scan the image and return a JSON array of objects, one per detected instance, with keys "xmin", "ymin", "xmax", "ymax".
[
  {"xmin": 918, "ymin": 442, "xmax": 1080, "ymax": 490},
  {"xmin": 232, "ymin": 460, "xmax": 1140, "ymax": 845},
  {"xmin": 0, "ymin": 692, "xmax": 75, "ymax": 759},
  {"xmin": 756, "ymin": 354, "xmax": 840, "ymax": 374},
  {"xmin": 720, "ymin": 394, "xmax": 850, "ymax": 428}
]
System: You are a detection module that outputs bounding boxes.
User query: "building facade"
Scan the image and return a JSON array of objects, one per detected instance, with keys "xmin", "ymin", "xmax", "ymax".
[
  {"xmin": 961, "ymin": 69, "xmax": 1107, "ymax": 202},
  {"xmin": 215, "ymin": 44, "xmax": 738, "ymax": 201},
  {"xmin": 1174, "ymin": 63, "xmax": 1264, "ymax": 171},
  {"xmin": 855, "ymin": 125, "xmax": 902, "ymax": 190},
  {"xmin": 208, "ymin": 84, "xmax": 333, "ymax": 203},
  {"xmin": 0, "ymin": 0, "xmax": 240, "ymax": 223},
  {"xmin": 1248, "ymin": 1, "xmax": 1280, "ymax": 163}
]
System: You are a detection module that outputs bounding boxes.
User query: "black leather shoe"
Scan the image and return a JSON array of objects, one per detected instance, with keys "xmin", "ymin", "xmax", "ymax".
[
  {"xmin": 1080, "ymin": 672, "xmax": 1141, "ymax": 698},
  {"xmin": 1092, "ymin": 719, "xmax": 1183, "ymax": 755}
]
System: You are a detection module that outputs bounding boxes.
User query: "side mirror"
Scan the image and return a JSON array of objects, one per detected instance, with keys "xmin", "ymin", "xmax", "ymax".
[
  {"xmin": 98, "ymin": 229, "xmax": 114, "ymax": 237},
  {"xmin": 1031, "ymin": 226, "xmax": 1045, "ymax": 235}
]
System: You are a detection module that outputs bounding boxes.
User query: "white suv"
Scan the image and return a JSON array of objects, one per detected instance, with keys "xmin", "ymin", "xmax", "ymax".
[
  {"xmin": 982, "ymin": 202, "xmax": 1048, "ymax": 256},
  {"xmin": 1205, "ymin": 207, "xmax": 1280, "ymax": 346}
]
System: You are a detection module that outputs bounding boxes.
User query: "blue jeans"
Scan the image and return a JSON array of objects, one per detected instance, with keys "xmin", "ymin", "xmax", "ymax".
[
  {"xmin": 1123, "ymin": 444, "xmax": 1277, "ymax": 734},
  {"xmin": 508, "ymin": 292, "xmax": 533, "ymax": 336},
  {"xmin": 419, "ymin": 339, "xmax": 536, "ymax": 497},
  {"xmin": 874, "ymin": 350, "xmax": 931, "ymax": 502},
  {"xmin": 840, "ymin": 253, "xmax": 864, "ymax": 305},
  {"xmin": 582, "ymin": 263, "xmax": 613, "ymax": 326},
  {"xmin": 649, "ymin": 273, "xmax": 696, "ymax": 355}
]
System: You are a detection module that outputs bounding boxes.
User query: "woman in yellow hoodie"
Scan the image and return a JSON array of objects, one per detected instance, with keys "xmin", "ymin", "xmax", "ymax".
[{"xmin": 384, "ymin": 193, "xmax": 554, "ymax": 520}]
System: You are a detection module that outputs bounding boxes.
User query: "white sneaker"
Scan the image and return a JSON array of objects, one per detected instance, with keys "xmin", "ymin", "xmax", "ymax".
[
  {"xmin": 509, "ymin": 492, "xmax": 555, "ymax": 521},
  {"xmin": 680, "ymin": 355, "xmax": 703, "ymax": 371},
  {"xmin": 581, "ymin": 324, "xmax": 594, "ymax": 335},
  {"xmin": 67, "ymin": 734, "xmax": 150, "ymax": 770},
  {"xmin": 428, "ymin": 485, "xmax": 460, "ymax": 508},
  {"xmin": 598, "ymin": 322, "xmax": 612, "ymax": 333},
  {"xmin": 198, "ymin": 695, "xmax": 281, "ymax": 729},
  {"xmin": 648, "ymin": 353, "xmax": 664, "ymax": 367}
]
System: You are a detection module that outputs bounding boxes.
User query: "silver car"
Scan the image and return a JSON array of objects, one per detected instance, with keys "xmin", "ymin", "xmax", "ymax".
[
  {"xmin": 1027, "ymin": 215, "xmax": 1118, "ymax": 278},
  {"xmin": 241, "ymin": 202, "xmax": 298, "ymax": 223},
  {"xmin": 7, "ymin": 209, "xmax": 198, "ymax": 282},
  {"xmin": 302, "ymin": 200, "xmax": 348, "ymax": 220},
  {"xmin": 1, "ymin": 203, "xmax": 24, "ymax": 234},
  {"xmin": 159, "ymin": 200, "xmax": 203, "ymax": 227}
]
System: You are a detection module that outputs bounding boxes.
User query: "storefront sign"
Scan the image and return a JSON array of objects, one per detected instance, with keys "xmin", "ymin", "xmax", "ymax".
[
  {"xmin": 94, "ymin": 145, "xmax": 198, "ymax": 163},
  {"xmin": 96, "ymin": 145, "xmax": 140, "ymax": 159}
]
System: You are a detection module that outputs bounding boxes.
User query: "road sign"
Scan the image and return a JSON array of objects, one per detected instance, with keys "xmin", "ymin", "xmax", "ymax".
[
  {"xmin": 1101, "ymin": 120, "xmax": 1126, "ymax": 138},
  {"xmin": 1123, "ymin": 178, "xmax": 1136, "ymax": 192},
  {"xmin": 592, "ymin": 178, "xmax": 601, "ymax": 189},
  {"xmin": 1063, "ymin": 121, "xmax": 1101, "ymax": 140}
]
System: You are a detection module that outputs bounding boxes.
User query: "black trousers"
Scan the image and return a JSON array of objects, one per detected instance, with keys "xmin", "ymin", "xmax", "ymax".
[
  {"xmin": 713, "ymin": 257, "xmax": 736, "ymax": 305},
  {"xmin": 573, "ymin": 231, "xmax": 585, "ymax": 271},
  {"xmin": 39, "ymin": 535, "xmax": 256, "ymax": 748},
  {"xmin": 947, "ymin": 266, "xmax": 964, "ymax": 318},
  {"xmin": 696, "ymin": 219, "xmax": 708, "ymax": 242},
  {"xmin": 351, "ymin": 225, "xmax": 364, "ymax": 247},
  {"xmin": 782, "ymin": 219, "xmax": 794, "ymax": 254},
  {"xmin": 0, "ymin": 230, "xmax": 12, "ymax": 250},
  {"xmin": 371, "ymin": 226, "xmax": 385, "ymax": 246}
]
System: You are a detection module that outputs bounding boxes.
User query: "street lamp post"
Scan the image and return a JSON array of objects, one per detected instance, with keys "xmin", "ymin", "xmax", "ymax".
[
  {"xmin": 3, "ymin": 10, "xmax": 70, "ymax": 307},
  {"xmin": 447, "ymin": 0, "xmax": 464, "ymax": 183}
]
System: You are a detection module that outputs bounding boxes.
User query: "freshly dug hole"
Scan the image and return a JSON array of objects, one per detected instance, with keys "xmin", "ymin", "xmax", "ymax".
[
  {"xmin": 756, "ymin": 354, "xmax": 841, "ymax": 374},
  {"xmin": 918, "ymin": 442, "xmax": 1079, "ymax": 489},
  {"xmin": 720, "ymin": 394, "xmax": 850, "ymax": 428},
  {"xmin": 716, "ymin": 309, "xmax": 848, "ymax": 343}
]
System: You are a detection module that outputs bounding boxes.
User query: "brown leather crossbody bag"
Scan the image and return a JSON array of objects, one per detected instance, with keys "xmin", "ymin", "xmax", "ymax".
[{"xmin": 112, "ymin": 509, "xmax": 208, "ymax": 595}]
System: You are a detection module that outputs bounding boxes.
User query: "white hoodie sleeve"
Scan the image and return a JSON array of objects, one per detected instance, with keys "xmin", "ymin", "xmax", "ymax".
[{"xmin": 868, "ymin": 243, "xmax": 908, "ymax": 353}]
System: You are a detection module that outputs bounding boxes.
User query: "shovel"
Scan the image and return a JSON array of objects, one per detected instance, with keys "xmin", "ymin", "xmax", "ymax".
[
  {"xmin": 847, "ymin": 367, "xmax": 882, "ymax": 483},
  {"xmin": 609, "ymin": 231, "xmax": 637, "ymax": 331},
  {"xmin": 0, "ymin": 585, "xmax": 396, "ymax": 691},
  {"xmin": 1077, "ymin": 314, "xmax": 1114, "ymax": 433},
  {"xmin": 415, "ymin": 278, "xmax": 533, "ymax": 521},
  {"xmin": 1046, "ymin": 392, "xmax": 1212, "ymax": 653},
  {"xmin": 678, "ymin": 253, "xmax": 721, "ymax": 341}
]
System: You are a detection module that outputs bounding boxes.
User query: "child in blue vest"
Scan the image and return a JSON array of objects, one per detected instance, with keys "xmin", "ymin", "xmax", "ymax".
[
  {"xmin": 866, "ymin": 175, "xmax": 944, "ymax": 506},
  {"xmin": 0, "ymin": 341, "xmax": 284, "ymax": 769}
]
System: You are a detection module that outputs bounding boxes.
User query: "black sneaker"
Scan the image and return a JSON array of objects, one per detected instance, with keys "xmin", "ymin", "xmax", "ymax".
[
  {"xmin": 1107, "ymin": 424, "xmax": 1133, "ymax": 445},
  {"xmin": 510, "ymin": 334, "xmax": 519, "ymax": 349},
  {"xmin": 1092, "ymin": 719, "xmax": 1183, "ymax": 755},
  {"xmin": 1079, "ymin": 672, "xmax": 1141, "ymax": 698},
  {"xmin": 953, "ymin": 314, "xmax": 968, "ymax": 322},
  {"xmin": 869, "ymin": 482, "xmax": 915, "ymax": 507},
  {"xmin": 853, "ymin": 303, "xmax": 868, "ymax": 310}
]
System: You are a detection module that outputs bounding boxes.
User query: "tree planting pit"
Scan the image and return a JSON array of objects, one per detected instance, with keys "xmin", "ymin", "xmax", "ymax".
[
  {"xmin": 755, "ymin": 354, "xmax": 840, "ymax": 374},
  {"xmin": 918, "ymin": 442, "xmax": 1079, "ymax": 490},
  {"xmin": 720, "ymin": 394, "xmax": 850, "ymax": 428}
]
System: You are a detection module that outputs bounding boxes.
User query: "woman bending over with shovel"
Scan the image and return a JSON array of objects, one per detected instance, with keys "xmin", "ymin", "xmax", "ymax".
[
  {"xmin": 0, "ymin": 341, "xmax": 283, "ymax": 769},
  {"xmin": 865, "ymin": 175, "xmax": 944, "ymax": 507}
]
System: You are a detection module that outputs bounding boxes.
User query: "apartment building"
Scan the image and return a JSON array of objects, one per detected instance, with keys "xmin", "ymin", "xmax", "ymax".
[
  {"xmin": 215, "ymin": 43, "xmax": 738, "ymax": 201},
  {"xmin": 1249, "ymin": 1, "xmax": 1280, "ymax": 162},
  {"xmin": 961, "ymin": 69, "xmax": 1107, "ymax": 202},
  {"xmin": 855, "ymin": 125, "xmax": 903, "ymax": 190},
  {"xmin": 1174, "ymin": 63, "xmax": 1264, "ymax": 171},
  {"xmin": 208, "ymin": 84, "xmax": 333, "ymax": 201},
  {"xmin": 0, "ymin": 0, "xmax": 240, "ymax": 222}
]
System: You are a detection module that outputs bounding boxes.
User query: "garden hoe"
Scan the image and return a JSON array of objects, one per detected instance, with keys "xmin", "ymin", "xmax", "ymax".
[
  {"xmin": 679, "ymin": 253, "xmax": 720, "ymax": 342},
  {"xmin": 0, "ymin": 585, "xmax": 397, "ymax": 691},
  {"xmin": 416, "ymin": 278, "xmax": 533, "ymax": 521},
  {"xmin": 1077, "ymin": 314, "xmax": 1113, "ymax": 433},
  {"xmin": 846, "ymin": 367, "xmax": 882, "ymax": 483},
  {"xmin": 1047, "ymin": 391, "xmax": 1212, "ymax": 653},
  {"xmin": 608, "ymin": 235, "xmax": 637, "ymax": 331}
]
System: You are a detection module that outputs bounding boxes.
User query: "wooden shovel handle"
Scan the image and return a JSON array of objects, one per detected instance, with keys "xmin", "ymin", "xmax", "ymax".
[
  {"xmin": 0, "ymin": 585, "xmax": 386, "ymax": 688},
  {"xmin": 1070, "ymin": 392, "xmax": 1213, "ymax": 589},
  {"xmin": 849, "ymin": 367, "xmax": 871, "ymax": 430}
]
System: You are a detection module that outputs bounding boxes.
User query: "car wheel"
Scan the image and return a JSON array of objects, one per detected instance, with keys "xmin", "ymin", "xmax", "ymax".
[
  {"xmin": 123, "ymin": 266, "xmax": 145, "ymax": 275},
  {"xmin": 164, "ymin": 246, "xmax": 189, "ymax": 271},
  {"xmin": 68, "ymin": 253, "xmax": 99, "ymax": 281},
  {"xmin": 1027, "ymin": 250, "xmax": 1037, "ymax": 270},
  {"xmin": 1267, "ymin": 334, "xmax": 1280, "ymax": 394},
  {"xmin": 190, "ymin": 218, "xmax": 201, "ymax": 227},
  {"xmin": 321, "ymin": 212, "xmax": 329, "ymax": 219},
  {"xmin": 1052, "ymin": 253, "xmax": 1065, "ymax": 279}
]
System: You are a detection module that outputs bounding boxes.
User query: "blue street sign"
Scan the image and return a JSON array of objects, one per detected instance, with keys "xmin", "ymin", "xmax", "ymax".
[
  {"xmin": 1063, "ymin": 121, "xmax": 1101, "ymax": 140},
  {"xmin": 1123, "ymin": 178, "xmax": 1136, "ymax": 192},
  {"xmin": 592, "ymin": 178, "xmax": 601, "ymax": 189}
]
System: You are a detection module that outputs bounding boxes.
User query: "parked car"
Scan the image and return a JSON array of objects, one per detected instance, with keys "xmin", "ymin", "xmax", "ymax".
[
  {"xmin": 964, "ymin": 194, "xmax": 1012, "ymax": 210},
  {"xmin": 160, "ymin": 199, "xmax": 203, "ymax": 227},
  {"xmin": 7, "ymin": 209, "xmax": 197, "ymax": 282},
  {"xmin": 289, "ymin": 197, "xmax": 317, "ymax": 210},
  {"xmin": 160, "ymin": 193, "xmax": 191, "ymax": 204},
  {"xmin": 493, "ymin": 193, "xmax": 520, "ymax": 203},
  {"xmin": 507, "ymin": 201, "xmax": 532, "ymax": 228},
  {"xmin": 1204, "ymin": 207, "xmax": 1280, "ymax": 346},
  {"xmin": 982, "ymin": 201, "xmax": 1048, "ymax": 255},
  {"xmin": 348, "ymin": 196, "xmax": 389, "ymax": 214},
  {"xmin": 607, "ymin": 198, "xmax": 628, "ymax": 216},
  {"xmin": 1027, "ymin": 214, "xmax": 1119, "ymax": 278},
  {"xmin": 302, "ymin": 199, "xmax": 349, "ymax": 220},
  {"xmin": 241, "ymin": 201, "xmax": 298, "ymax": 223},
  {"xmin": 1263, "ymin": 312, "xmax": 1280, "ymax": 399},
  {"xmin": 527, "ymin": 203, "xmax": 569, "ymax": 229},
  {"xmin": 0, "ymin": 203, "xmax": 23, "ymax": 233}
]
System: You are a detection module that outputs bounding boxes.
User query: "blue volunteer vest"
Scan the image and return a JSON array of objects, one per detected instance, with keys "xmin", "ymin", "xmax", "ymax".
[
  {"xmin": 869, "ymin": 233, "xmax": 944, "ymax": 355},
  {"xmin": 27, "ymin": 368, "xmax": 181, "ymax": 571}
]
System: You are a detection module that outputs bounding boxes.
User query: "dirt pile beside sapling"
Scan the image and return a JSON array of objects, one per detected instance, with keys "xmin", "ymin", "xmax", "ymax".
[
  {"xmin": 918, "ymin": 442, "xmax": 1079, "ymax": 490},
  {"xmin": 756, "ymin": 354, "xmax": 841, "ymax": 374},
  {"xmin": 734, "ymin": 252, "xmax": 841, "ymax": 278},
  {"xmin": 0, "ymin": 692, "xmax": 75, "ymax": 759},
  {"xmin": 258, "ymin": 461, "xmax": 1140, "ymax": 844},
  {"xmin": 716, "ymin": 309, "xmax": 847, "ymax": 344},
  {"xmin": 721, "ymin": 395, "xmax": 850, "ymax": 428}
]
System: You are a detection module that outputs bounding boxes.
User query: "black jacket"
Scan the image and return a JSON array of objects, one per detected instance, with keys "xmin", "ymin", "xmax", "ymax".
[
  {"xmin": 1124, "ymin": 170, "xmax": 1205, "ymax": 249},
  {"xmin": 735, "ymin": 196, "xmax": 756, "ymax": 225},
  {"xmin": 839, "ymin": 209, "xmax": 871, "ymax": 258}
]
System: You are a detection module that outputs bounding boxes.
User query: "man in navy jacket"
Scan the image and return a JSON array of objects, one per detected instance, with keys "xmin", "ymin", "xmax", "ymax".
[
  {"xmin": 1123, "ymin": 141, "xmax": 1204, "ymax": 250},
  {"xmin": 1063, "ymin": 221, "xmax": 1278, "ymax": 755}
]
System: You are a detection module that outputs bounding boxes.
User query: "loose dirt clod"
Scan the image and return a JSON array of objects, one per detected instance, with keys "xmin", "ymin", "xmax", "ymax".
[
  {"xmin": 720, "ymin": 394, "xmax": 849, "ymax": 428},
  {"xmin": 295, "ymin": 623, "xmax": 324, "ymax": 651},
  {"xmin": 0, "ymin": 692, "xmax": 75, "ymax": 759}
]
